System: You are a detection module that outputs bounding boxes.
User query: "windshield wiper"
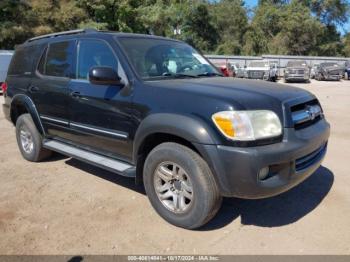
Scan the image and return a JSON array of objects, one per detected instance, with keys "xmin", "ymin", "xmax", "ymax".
[
  {"xmin": 196, "ymin": 72, "xmax": 223, "ymax": 77},
  {"xmin": 162, "ymin": 73, "xmax": 199, "ymax": 78}
]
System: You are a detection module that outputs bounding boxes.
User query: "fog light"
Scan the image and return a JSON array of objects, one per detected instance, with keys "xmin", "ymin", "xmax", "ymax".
[{"xmin": 258, "ymin": 167, "xmax": 270, "ymax": 180}]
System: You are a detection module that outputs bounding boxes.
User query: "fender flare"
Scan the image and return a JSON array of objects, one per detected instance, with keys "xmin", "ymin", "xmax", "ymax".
[
  {"xmin": 133, "ymin": 113, "xmax": 220, "ymax": 162},
  {"xmin": 10, "ymin": 94, "xmax": 45, "ymax": 135}
]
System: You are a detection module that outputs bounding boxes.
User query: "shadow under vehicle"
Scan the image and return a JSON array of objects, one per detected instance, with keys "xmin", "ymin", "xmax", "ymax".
[
  {"xmin": 284, "ymin": 60, "xmax": 310, "ymax": 83},
  {"xmin": 315, "ymin": 62, "xmax": 343, "ymax": 81},
  {"xmin": 244, "ymin": 60, "xmax": 278, "ymax": 81}
]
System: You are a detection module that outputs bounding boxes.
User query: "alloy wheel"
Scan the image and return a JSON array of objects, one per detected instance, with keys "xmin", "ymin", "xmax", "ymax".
[{"xmin": 153, "ymin": 161, "xmax": 194, "ymax": 213}]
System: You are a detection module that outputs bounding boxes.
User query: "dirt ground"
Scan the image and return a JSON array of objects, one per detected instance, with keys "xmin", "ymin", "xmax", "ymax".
[{"xmin": 0, "ymin": 79, "xmax": 349, "ymax": 255}]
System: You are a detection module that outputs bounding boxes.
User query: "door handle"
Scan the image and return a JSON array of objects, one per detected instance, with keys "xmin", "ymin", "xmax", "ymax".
[
  {"xmin": 70, "ymin": 91, "xmax": 81, "ymax": 98},
  {"xmin": 28, "ymin": 86, "xmax": 39, "ymax": 93}
]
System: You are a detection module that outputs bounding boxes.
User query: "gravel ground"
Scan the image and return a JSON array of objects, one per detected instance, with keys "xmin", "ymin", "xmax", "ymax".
[{"xmin": 0, "ymin": 79, "xmax": 349, "ymax": 255}]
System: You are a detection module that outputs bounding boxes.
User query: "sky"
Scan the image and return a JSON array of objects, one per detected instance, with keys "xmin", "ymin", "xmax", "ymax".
[{"xmin": 244, "ymin": 0, "xmax": 350, "ymax": 35}]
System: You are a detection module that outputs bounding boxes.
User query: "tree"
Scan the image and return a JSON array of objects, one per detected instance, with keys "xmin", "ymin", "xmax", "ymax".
[
  {"xmin": 301, "ymin": 0, "xmax": 349, "ymax": 26},
  {"xmin": 0, "ymin": 0, "xmax": 32, "ymax": 49},
  {"xmin": 343, "ymin": 33, "xmax": 350, "ymax": 57},
  {"xmin": 76, "ymin": 0, "xmax": 145, "ymax": 32},
  {"xmin": 181, "ymin": 3, "xmax": 219, "ymax": 52},
  {"xmin": 270, "ymin": 1, "xmax": 323, "ymax": 55},
  {"xmin": 0, "ymin": 0, "xmax": 87, "ymax": 49},
  {"xmin": 210, "ymin": 0, "xmax": 248, "ymax": 55},
  {"xmin": 242, "ymin": 1, "xmax": 283, "ymax": 55}
]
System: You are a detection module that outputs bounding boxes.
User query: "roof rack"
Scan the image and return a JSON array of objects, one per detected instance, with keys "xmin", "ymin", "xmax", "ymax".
[{"xmin": 26, "ymin": 28, "xmax": 98, "ymax": 43}]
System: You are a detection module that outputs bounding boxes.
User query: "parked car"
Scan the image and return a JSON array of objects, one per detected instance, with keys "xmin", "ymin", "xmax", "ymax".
[
  {"xmin": 0, "ymin": 51, "xmax": 13, "ymax": 94},
  {"xmin": 244, "ymin": 60, "xmax": 278, "ymax": 81},
  {"xmin": 211, "ymin": 61, "xmax": 234, "ymax": 77},
  {"xmin": 284, "ymin": 60, "xmax": 310, "ymax": 83},
  {"xmin": 3, "ymin": 29, "xmax": 330, "ymax": 229},
  {"xmin": 344, "ymin": 61, "xmax": 350, "ymax": 80},
  {"xmin": 232, "ymin": 63, "xmax": 245, "ymax": 78},
  {"xmin": 315, "ymin": 62, "xmax": 342, "ymax": 81},
  {"xmin": 310, "ymin": 63, "xmax": 319, "ymax": 79}
]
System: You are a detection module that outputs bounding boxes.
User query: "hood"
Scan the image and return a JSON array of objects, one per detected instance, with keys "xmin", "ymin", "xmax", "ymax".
[
  {"xmin": 322, "ymin": 66, "xmax": 341, "ymax": 71},
  {"xmin": 146, "ymin": 77, "xmax": 314, "ymax": 124}
]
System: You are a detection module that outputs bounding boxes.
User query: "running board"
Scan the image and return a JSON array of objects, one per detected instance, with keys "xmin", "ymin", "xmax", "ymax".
[{"xmin": 43, "ymin": 140, "xmax": 135, "ymax": 178}]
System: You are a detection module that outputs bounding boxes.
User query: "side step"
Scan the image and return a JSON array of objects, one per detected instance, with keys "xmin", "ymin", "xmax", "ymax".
[{"xmin": 43, "ymin": 140, "xmax": 136, "ymax": 178}]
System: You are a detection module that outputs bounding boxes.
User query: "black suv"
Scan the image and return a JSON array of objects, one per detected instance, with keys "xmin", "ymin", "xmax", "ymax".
[{"xmin": 3, "ymin": 29, "xmax": 330, "ymax": 229}]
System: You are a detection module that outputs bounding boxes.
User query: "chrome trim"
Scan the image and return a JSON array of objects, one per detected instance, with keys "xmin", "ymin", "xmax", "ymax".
[
  {"xmin": 292, "ymin": 105, "xmax": 322, "ymax": 125},
  {"xmin": 40, "ymin": 115, "xmax": 69, "ymax": 125},
  {"xmin": 70, "ymin": 122, "xmax": 128, "ymax": 139},
  {"xmin": 71, "ymin": 79, "xmax": 89, "ymax": 83}
]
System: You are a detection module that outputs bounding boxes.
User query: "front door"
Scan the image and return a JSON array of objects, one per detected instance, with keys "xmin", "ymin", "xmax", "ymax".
[{"xmin": 67, "ymin": 39, "xmax": 134, "ymax": 162}]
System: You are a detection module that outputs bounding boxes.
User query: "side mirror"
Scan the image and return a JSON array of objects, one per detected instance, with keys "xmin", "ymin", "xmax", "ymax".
[{"xmin": 89, "ymin": 66, "xmax": 123, "ymax": 86}]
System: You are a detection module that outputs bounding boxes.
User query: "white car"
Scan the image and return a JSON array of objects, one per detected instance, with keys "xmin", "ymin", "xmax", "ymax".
[
  {"xmin": 244, "ymin": 60, "xmax": 278, "ymax": 81},
  {"xmin": 0, "ymin": 51, "xmax": 13, "ymax": 93}
]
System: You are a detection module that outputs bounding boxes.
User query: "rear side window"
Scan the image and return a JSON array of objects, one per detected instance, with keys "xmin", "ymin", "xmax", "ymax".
[
  {"xmin": 41, "ymin": 41, "xmax": 75, "ymax": 78},
  {"xmin": 77, "ymin": 40, "xmax": 118, "ymax": 79},
  {"xmin": 7, "ymin": 45, "xmax": 40, "ymax": 76}
]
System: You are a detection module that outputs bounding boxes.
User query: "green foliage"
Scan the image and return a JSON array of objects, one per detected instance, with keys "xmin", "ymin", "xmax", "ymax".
[
  {"xmin": 0, "ymin": 0, "xmax": 349, "ymax": 57},
  {"xmin": 270, "ymin": 1, "xmax": 322, "ymax": 55},
  {"xmin": 211, "ymin": 0, "xmax": 248, "ymax": 55},
  {"xmin": 343, "ymin": 33, "xmax": 350, "ymax": 56}
]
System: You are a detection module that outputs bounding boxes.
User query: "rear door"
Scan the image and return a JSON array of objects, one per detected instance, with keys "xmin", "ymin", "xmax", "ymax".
[{"xmin": 31, "ymin": 40, "xmax": 76, "ymax": 138}]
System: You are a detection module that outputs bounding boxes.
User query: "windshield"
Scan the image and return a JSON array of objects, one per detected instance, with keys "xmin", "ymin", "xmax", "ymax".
[
  {"xmin": 249, "ymin": 61, "xmax": 268, "ymax": 67},
  {"xmin": 321, "ymin": 62, "xmax": 338, "ymax": 67},
  {"xmin": 118, "ymin": 37, "xmax": 220, "ymax": 79},
  {"xmin": 287, "ymin": 61, "xmax": 307, "ymax": 67}
]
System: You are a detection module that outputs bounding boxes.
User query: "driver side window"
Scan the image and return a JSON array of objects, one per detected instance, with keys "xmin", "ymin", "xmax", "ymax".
[{"xmin": 77, "ymin": 39, "xmax": 127, "ymax": 83}]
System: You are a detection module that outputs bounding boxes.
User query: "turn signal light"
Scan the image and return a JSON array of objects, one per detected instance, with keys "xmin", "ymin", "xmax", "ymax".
[{"xmin": 212, "ymin": 115, "xmax": 235, "ymax": 137}]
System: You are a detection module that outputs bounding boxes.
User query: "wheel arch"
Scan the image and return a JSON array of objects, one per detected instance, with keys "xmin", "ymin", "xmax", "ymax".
[
  {"xmin": 10, "ymin": 94, "xmax": 44, "ymax": 135},
  {"xmin": 133, "ymin": 113, "xmax": 220, "ymax": 184}
]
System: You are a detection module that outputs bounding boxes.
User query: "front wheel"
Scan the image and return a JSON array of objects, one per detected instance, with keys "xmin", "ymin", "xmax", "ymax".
[{"xmin": 143, "ymin": 142, "xmax": 222, "ymax": 229}]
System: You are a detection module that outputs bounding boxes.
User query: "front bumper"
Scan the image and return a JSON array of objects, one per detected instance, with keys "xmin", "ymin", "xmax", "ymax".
[
  {"xmin": 324, "ymin": 75, "xmax": 341, "ymax": 80},
  {"xmin": 195, "ymin": 119, "xmax": 330, "ymax": 199},
  {"xmin": 285, "ymin": 74, "xmax": 309, "ymax": 81}
]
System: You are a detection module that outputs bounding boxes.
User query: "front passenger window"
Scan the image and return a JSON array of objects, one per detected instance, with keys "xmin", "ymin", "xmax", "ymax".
[{"xmin": 77, "ymin": 40, "xmax": 118, "ymax": 80}]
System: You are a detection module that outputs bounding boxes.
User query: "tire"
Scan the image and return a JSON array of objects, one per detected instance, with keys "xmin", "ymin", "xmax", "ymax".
[
  {"xmin": 143, "ymin": 142, "xmax": 222, "ymax": 229},
  {"xmin": 16, "ymin": 113, "xmax": 52, "ymax": 162}
]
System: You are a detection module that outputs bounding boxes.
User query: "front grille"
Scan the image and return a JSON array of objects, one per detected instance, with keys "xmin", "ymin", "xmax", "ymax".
[
  {"xmin": 290, "ymin": 99, "xmax": 322, "ymax": 129},
  {"xmin": 248, "ymin": 70, "xmax": 264, "ymax": 79},
  {"xmin": 295, "ymin": 143, "xmax": 327, "ymax": 171},
  {"xmin": 288, "ymin": 69, "xmax": 305, "ymax": 74}
]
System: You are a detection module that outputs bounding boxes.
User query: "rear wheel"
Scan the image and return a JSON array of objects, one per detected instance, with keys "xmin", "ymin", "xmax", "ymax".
[
  {"xmin": 16, "ymin": 114, "xmax": 52, "ymax": 162},
  {"xmin": 143, "ymin": 142, "xmax": 222, "ymax": 229}
]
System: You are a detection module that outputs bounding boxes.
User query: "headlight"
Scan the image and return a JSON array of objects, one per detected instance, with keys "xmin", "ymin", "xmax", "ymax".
[{"xmin": 212, "ymin": 110, "xmax": 282, "ymax": 141}]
